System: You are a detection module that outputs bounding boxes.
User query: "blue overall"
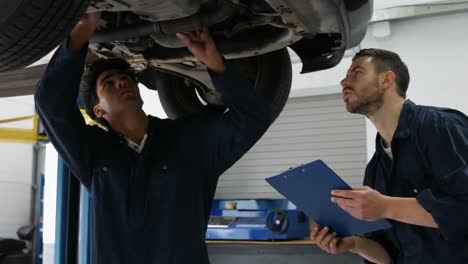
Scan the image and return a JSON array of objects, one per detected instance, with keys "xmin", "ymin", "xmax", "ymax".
[
  {"xmin": 365, "ymin": 100, "xmax": 468, "ymax": 263},
  {"xmin": 35, "ymin": 43, "xmax": 271, "ymax": 264}
]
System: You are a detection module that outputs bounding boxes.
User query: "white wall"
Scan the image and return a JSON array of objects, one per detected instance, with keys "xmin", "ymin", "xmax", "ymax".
[
  {"xmin": 363, "ymin": 12, "xmax": 468, "ymax": 159},
  {"xmin": 364, "ymin": 13, "xmax": 468, "ymax": 112},
  {"xmin": 0, "ymin": 95, "xmax": 35, "ymax": 238},
  {"xmin": 374, "ymin": 0, "xmax": 448, "ymax": 9}
]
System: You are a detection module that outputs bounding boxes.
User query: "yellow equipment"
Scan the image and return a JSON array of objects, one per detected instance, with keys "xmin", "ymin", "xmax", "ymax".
[{"xmin": 0, "ymin": 115, "xmax": 48, "ymax": 143}]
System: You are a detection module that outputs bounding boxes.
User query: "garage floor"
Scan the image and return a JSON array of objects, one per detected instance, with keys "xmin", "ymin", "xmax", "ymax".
[{"xmin": 208, "ymin": 243, "xmax": 362, "ymax": 263}]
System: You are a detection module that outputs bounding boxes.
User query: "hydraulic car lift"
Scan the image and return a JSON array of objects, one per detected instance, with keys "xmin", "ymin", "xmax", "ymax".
[{"xmin": 0, "ymin": 115, "xmax": 48, "ymax": 143}]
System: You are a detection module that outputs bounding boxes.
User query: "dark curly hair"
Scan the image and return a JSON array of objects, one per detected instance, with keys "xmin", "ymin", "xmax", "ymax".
[{"xmin": 82, "ymin": 58, "xmax": 136, "ymax": 125}]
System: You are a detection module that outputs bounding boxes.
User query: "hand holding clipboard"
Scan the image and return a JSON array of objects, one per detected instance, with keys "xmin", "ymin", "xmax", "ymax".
[{"xmin": 266, "ymin": 160, "xmax": 391, "ymax": 237}]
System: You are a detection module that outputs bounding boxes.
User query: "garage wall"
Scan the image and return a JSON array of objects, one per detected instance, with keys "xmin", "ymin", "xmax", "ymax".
[
  {"xmin": 283, "ymin": 11, "xmax": 468, "ymax": 161},
  {"xmin": 362, "ymin": 12, "xmax": 468, "ymax": 158},
  {"xmin": 0, "ymin": 143, "xmax": 34, "ymax": 238},
  {"xmin": 0, "ymin": 95, "xmax": 35, "ymax": 238},
  {"xmin": 215, "ymin": 94, "xmax": 367, "ymax": 199}
]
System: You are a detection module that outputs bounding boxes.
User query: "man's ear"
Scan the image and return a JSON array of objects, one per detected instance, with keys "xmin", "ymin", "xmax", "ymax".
[
  {"xmin": 93, "ymin": 104, "xmax": 105, "ymax": 118},
  {"xmin": 380, "ymin": 71, "xmax": 396, "ymax": 90}
]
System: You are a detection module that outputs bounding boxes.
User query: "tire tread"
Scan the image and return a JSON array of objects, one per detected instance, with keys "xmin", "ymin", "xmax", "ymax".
[{"xmin": 0, "ymin": 0, "xmax": 89, "ymax": 72}]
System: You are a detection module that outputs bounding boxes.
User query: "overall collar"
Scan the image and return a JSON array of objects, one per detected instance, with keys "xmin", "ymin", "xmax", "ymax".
[{"xmin": 375, "ymin": 99, "xmax": 416, "ymax": 152}]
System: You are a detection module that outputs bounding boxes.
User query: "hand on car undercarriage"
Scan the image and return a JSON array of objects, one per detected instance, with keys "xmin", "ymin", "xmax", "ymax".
[
  {"xmin": 68, "ymin": 12, "xmax": 101, "ymax": 52},
  {"xmin": 176, "ymin": 27, "xmax": 226, "ymax": 75}
]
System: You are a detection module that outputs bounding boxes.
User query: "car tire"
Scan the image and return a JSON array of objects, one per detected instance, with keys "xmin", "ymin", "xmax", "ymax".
[
  {"xmin": 140, "ymin": 48, "xmax": 292, "ymax": 122},
  {"xmin": 0, "ymin": 0, "xmax": 89, "ymax": 72}
]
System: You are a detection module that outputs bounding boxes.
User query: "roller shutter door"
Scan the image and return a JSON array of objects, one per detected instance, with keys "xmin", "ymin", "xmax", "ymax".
[{"xmin": 215, "ymin": 93, "xmax": 367, "ymax": 199}]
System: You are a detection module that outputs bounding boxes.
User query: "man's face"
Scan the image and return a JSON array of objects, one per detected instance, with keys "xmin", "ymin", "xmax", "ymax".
[
  {"xmin": 94, "ymin": 69, "xmax": 143, "ymax": 119},
  {"xmin": 340, "ymin": 56, "xmax": 384, "ymax": 116}
]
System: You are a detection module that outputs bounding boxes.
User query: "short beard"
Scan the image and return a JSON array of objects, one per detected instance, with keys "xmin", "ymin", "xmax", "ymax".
[{"xmin": 346, "ymin": 82, "xmax": 384, "ymax": 117}]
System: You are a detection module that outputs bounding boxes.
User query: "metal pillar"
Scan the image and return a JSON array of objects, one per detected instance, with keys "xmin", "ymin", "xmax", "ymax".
[
  {"xmin": 78, "ymin": 187, "xmax": 91, "ymax": 264},
  {"xmin": 54, "ymin": 157, "xmax": 80, "ymax": 264}
]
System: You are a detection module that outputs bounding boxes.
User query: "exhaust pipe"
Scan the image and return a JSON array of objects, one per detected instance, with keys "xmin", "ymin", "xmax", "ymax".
[{"xmin": 90, "ymin": 1, "xmax": 236, "ymax": 44}]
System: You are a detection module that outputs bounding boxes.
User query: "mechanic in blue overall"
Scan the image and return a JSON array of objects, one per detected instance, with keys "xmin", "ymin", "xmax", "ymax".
[
  {"xmin": 34, "ymin": 13, "xmax": 271, "ymax": 264},
  {"xmin": 311, "ymin": 48, "xmax": 468, "ymax": 263}
]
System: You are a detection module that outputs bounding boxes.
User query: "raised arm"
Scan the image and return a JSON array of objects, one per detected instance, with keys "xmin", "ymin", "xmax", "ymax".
[
  {"xmin": 34, "ymin": 13, "xmax": 101, "ymax": 188},
  {"xmin": 177, "ymin": 28, "xmax": 272, "ymax": 177}
]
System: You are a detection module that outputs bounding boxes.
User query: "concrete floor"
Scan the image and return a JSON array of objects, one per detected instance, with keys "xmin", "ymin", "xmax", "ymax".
[
  {"xmin": 208, "ymin": 243, "xmax": 362, "ymax": 264},
  {"xmin": 43, "ymin": 242, "xmax": 362, "ymax": 263}
]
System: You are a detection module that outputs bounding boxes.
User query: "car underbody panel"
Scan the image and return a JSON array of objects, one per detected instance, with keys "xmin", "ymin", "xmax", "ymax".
[
  {"xmin": 86, "ymin": 0, "xmax": 370, "ymax": 77},
  {"xmin": 87, "ymin": 0, "xmax": 204, "ymax": 22}
]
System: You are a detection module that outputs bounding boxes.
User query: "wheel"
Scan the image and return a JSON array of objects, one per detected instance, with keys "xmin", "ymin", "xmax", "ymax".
[
  {"xmin": 266, "ymin": 210, "xmax": 289, "ymax": 234},
  {"xmin": 0, "ymin": 0, "xmax": 89, "ymax": 72},
  {"xmin": 140, "ymin": 48, "xmax": 292, "ymax": 122}
]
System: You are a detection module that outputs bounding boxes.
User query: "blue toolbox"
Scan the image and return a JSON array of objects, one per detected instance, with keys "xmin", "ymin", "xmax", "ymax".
[{"xmin": 206, "ymin": 199, "xmax": 310, "ymax": 240}]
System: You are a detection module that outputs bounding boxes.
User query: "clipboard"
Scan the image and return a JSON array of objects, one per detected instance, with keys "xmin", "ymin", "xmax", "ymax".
[{"xmin": 266, "ymin": 160, "xmax": 391, "ymax": 237}]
